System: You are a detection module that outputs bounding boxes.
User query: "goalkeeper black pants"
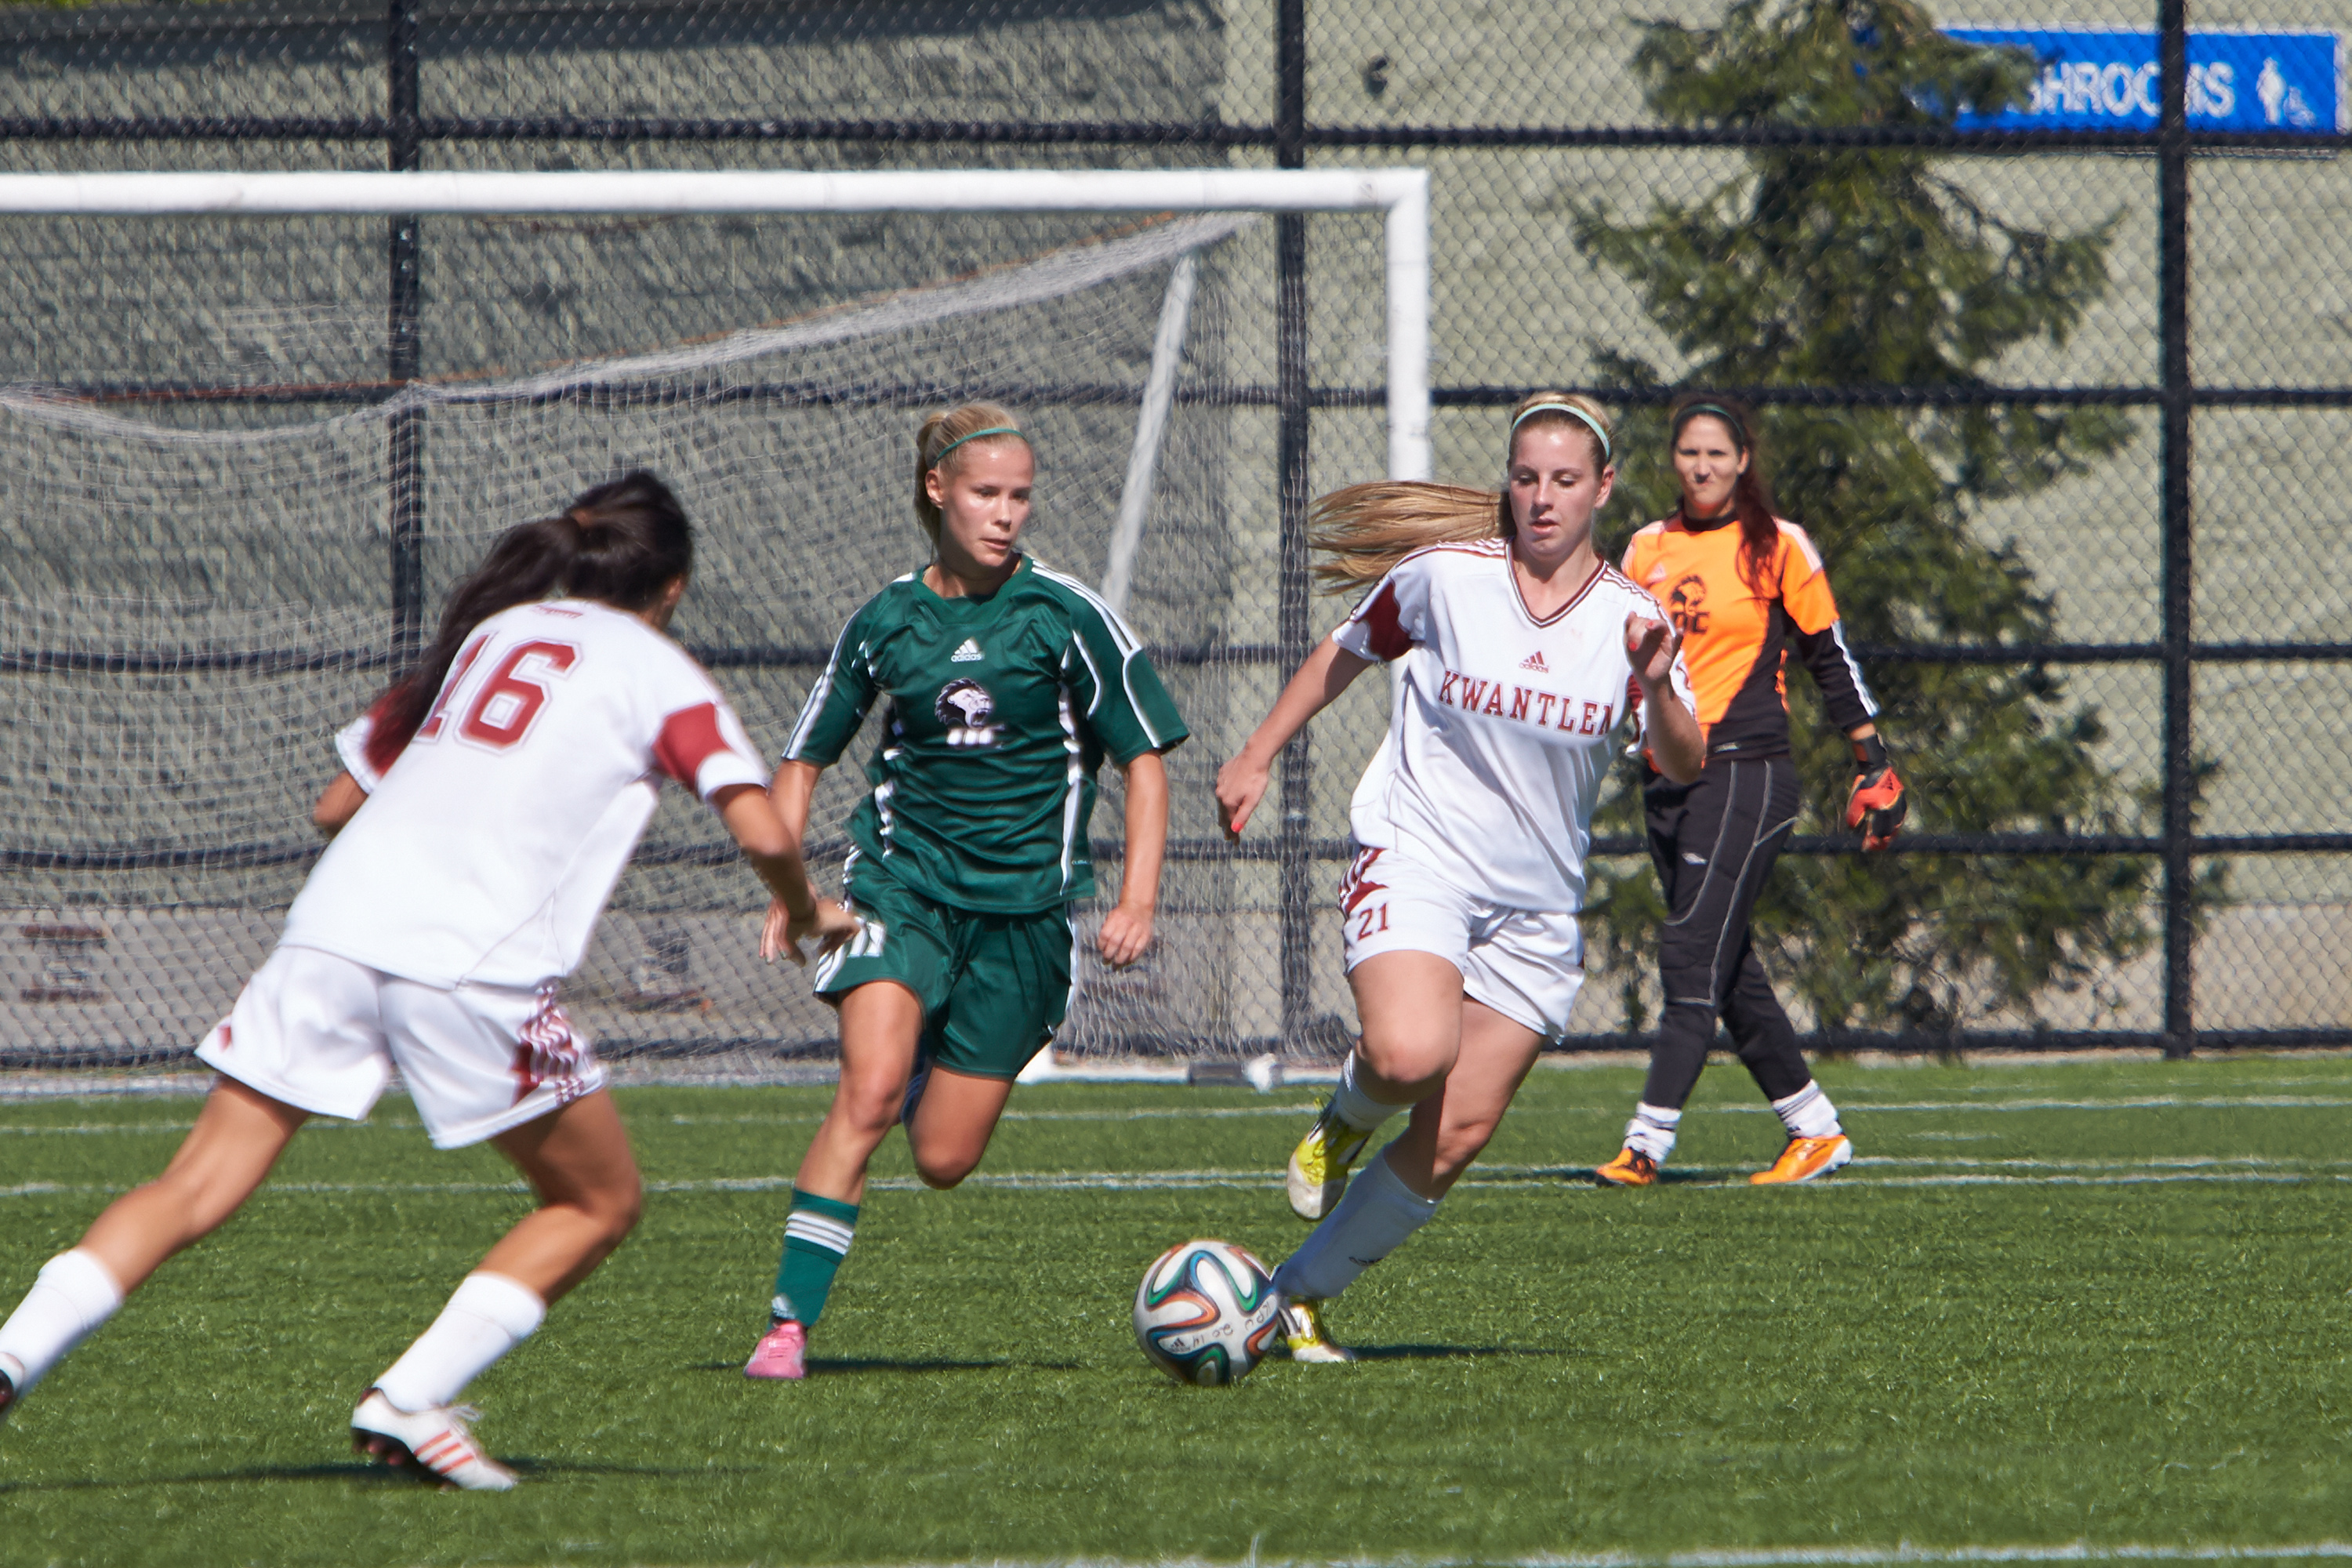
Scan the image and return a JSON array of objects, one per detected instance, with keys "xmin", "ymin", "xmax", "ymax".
[{"xmin": 1639, "ymin": 757, "xmax": 1812, "ymax": 1111}]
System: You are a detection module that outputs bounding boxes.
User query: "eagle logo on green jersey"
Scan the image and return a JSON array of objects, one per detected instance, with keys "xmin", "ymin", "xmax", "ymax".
[{"xmin": 935, "ymin": 678, "xmax": 1001, "ymax": 748}]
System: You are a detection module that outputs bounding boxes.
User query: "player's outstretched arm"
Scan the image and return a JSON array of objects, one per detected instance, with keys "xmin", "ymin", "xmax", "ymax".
[
  {"xmin": 310, "ymin": 770, "xmax": 368, "ymax": 839},
  {"xmin": 1098, "ymin": 750, "xmax": 1168, "ymax": 967},
  {"xmin": 1216, "ymin": 637, "xmax": 1375, "ymax": 839},
  {"xmin": 726, "ymin": 765, "xmax": 855, "ymax": 966},
  {"xmin": 1626, "ymin": 612, "xmax": 1704, "ymax": 784}
]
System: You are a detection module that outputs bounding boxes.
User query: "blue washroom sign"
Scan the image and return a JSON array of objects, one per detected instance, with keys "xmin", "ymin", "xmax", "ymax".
[{"xmin": 1944, "ymin": 27, "xmax": 2345, "ymax": 132}]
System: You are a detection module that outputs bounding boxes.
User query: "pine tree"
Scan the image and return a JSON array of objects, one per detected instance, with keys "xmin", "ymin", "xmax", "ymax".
[{"xmin": 1572, "ymin": 0, "xmax": 2217, "ymax": 1040}]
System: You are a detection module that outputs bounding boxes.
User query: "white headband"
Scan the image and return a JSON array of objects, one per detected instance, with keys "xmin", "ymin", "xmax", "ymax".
[{"xmin": 1512, "ymin": 401, "xmax": 1611, "ymax": 463}]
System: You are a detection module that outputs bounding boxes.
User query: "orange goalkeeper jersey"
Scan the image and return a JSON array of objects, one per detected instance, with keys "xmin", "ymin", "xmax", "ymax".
[{"xmin": 1621, "ymin": 512, "xmax": 1876, "ymax": 761}]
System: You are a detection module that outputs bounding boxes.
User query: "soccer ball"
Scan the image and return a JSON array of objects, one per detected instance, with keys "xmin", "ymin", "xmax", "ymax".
[{"xmin": 1133, "ymin": 1238, "xmax": 1282, "ymax": 1387}]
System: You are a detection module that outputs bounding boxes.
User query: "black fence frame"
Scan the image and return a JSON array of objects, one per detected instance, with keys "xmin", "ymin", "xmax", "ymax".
[{"xmin": 7, "ymin": 0, "xmax": 2351, "ymax": 1056}]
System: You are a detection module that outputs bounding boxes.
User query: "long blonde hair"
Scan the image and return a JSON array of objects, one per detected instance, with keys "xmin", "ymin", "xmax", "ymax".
[
  {"xmin": 913, "ymin": 401, "xmax": 1029, "ymax": 545},
  {"xmin": 1311, "ymin": 390, "xmax": 1613, "ymax": 592}
]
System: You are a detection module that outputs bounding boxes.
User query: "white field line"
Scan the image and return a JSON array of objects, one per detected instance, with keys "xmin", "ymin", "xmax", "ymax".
[
  {"xmin": 10, "ymin": 1160, "xmax": 2352, "ymax": 1201},
  {"xmin": 953, "ymin": 1544, "xmax": 2352, "ymax": 1568},
  {"xmin": 1757, "ymin": 1097, "xmax": 2352, "ymax": 1113},
  {"xmin": 0, "ymin": 1104, "xmax": 1334, "ymax": 1137},
  {"xmin": 1, "ymin": 1091, "xmax": 2348, "ymax": 1145},
  {"xmin": 6, "ymin": 1094, "xmax": 2351, "ymax": 1138}
]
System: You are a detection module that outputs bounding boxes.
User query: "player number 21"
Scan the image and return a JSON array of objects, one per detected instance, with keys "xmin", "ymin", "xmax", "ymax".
[{"xmin": 1355, "ymin": 903, "xmax": 1390, "ymax": 940}]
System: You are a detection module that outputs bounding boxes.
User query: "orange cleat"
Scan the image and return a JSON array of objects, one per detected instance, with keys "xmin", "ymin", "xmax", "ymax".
[
  {"xmin": 1594, "ymin": 1148, "xmax": 1658, "ymax": 1187},
  {"xmin": 1750, "ymin": 1134, "xmax": 1853, "ymax": 1185}
]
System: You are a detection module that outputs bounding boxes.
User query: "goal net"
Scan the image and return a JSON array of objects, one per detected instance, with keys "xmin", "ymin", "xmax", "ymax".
[{"xmin": 0, "ymin": 172, "xmax": 1425, "ymax": 1074}]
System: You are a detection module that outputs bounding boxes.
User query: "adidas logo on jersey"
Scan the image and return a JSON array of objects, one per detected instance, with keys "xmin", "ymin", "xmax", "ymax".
[
  {"xmin": 1519, "ymin": 651, "xmax": 1549, "ymax": 672},
  {"xmin": 950, "ymin": 638, "xmax": 984, "ymax": 662}
]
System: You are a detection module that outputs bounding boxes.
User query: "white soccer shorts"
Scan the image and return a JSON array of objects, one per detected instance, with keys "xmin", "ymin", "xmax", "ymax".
[
  {"xmin": 194, "ymin": 945, "xmax": 607, "ymax": 1149},
  {"xmin": 1337, "ymin": 846, "xmax": 1586, "ymax": 1040}
]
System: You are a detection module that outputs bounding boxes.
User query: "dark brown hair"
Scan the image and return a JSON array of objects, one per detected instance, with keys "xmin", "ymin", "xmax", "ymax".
[
  {"xmin": 1668, "ymin": 393, "xmax": 1778, "ymax": 590},
  {"xmin": 365, "ymin": 470, "xmax": 693, "ymax": 773}
]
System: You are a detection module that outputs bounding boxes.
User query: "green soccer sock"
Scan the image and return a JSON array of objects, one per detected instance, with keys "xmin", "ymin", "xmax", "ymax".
[{"xmin": 770, "ymin": 1189, "xmax": 858, "ymax": 1327}]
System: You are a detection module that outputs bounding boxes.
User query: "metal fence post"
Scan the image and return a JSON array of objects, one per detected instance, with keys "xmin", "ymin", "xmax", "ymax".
[
  {"xmin": 387, "ymin": 0, "xmax": 426, "ymax": 668},
  {"xmin": 2158, "ymin": 0, "xmax": 2195, "ymax": 1059},
  {"xmin": 1273, "ymin": 0, "xmax": 1314, "ymax": 1044}
]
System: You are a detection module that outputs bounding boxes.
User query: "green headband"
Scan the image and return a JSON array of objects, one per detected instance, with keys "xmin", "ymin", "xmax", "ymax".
[
  {"xmin": 1673, "ymin": 402, "xmax": 1748, "ymax": 447},
  {"xmin": 929, "ymin": 425, "xmax": 1029, "ymax": 467},
  {"xmin": 1511, "ymin": 401, "xmax": 1611, "ymax": 463}
]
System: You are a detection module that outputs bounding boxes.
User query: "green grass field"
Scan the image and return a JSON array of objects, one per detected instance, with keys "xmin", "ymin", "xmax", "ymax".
[{"xmin": 2, "ymin": 1054, "xmax": 2350, "ymax": 1567}]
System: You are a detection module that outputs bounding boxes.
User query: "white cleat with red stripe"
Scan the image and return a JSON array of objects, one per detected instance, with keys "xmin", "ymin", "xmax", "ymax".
[{"xmin": 351, "ymin": 1388, "xmax": 517, "ymax": 1491}]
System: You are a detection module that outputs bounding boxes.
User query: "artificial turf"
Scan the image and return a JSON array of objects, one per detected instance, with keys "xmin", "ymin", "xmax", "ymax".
[{"xmin": 1, "ymin": 1054, "xmax": 2349, "ymax": 1566}]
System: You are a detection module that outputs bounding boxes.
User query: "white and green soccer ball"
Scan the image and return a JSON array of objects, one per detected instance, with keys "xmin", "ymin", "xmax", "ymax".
[{"xmin": 1133, "ymin": 1238, "xmax": 1281, "ymax": 1387}]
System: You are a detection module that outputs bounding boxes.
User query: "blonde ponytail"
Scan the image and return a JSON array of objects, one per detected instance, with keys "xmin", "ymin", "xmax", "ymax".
[
  {"xmin": 913, "ymin": 401, "xmax": 1028, "ymax": 545},
  {"xmin": 1310, "ymin": 482, "xmax": 1501, "ymax": 592},
  {"xmin": 1309, "ymin": 390, "xmax": 1615, "ymax": 593}
]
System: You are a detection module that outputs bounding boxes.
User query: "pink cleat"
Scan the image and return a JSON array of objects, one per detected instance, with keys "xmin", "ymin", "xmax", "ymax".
[{"xmin": 744, "ymin": 1319, "xmax": 807, "ymax": 1381}]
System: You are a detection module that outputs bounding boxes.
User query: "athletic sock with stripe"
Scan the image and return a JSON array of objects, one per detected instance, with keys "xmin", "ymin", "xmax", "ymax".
[
  {"xmin": 1771, "ymin": 1080, "xmax": 1842, "ymax": 1140},
  {"xmin": 1623, "ymin": 1102, "xmax": 1682, "ymax": 1162},
  {"xmin": 771, "ymin": 1189, "xmax": 858, "ymax": 1328},
  {"xmin": 373, "ymin": 1271, "xmax": 546, "ymax": 1413}
]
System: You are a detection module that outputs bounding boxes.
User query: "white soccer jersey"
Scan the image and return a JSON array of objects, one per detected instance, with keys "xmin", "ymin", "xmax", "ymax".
[
  {"xmin": 1332, "ymin": 539, "xmax": 1693, "ymax": 913},
  {"xmin": 281, "ymin": 598, "xmax": 769, "ymax": 990}
]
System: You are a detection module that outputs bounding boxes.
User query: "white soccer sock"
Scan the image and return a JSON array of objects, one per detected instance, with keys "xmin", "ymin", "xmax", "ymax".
[
  {"xmin": 1623, "ymin": 1102, "xmax": 1682, "ymax": 1162},
  {"xmin": 0, "ymin": 1250, "xmax": 125, "ymax": 1396},
  {"xmin": 1772, "ymin": 1080, "xmax": 1843, "ymax": 1140},
  {"xmin": 1329, "ymin": 1051, "xmax": 1409, "ymax": 1134},
  {"xmin": 1271, "ymin": 1150, "xmax": 1440, "ymax": 1303},
  {"xmin": 373, "ymin": 1272, "xmax": 546, "ymax": 1413}
]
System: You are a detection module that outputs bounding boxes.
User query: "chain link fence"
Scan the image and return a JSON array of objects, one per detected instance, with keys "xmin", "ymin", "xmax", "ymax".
[{"xmin": 1, "ymin": 0, "xmax": 2346, "ymax": 1063}]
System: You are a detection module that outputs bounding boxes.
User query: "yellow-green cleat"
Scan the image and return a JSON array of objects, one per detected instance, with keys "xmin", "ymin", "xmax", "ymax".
[
  {"xmin": 1276, "ymin": 1297, "xmax": 1356, "ymax": 1364},
  {"xmin": 1286, "ymin": 1105, "xmax": 1373, "ymax": 1221}
]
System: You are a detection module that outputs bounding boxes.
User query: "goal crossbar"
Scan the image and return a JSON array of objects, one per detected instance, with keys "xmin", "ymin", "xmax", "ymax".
[{"xmin": 0, "ymin": 167, "xmax": 1433, "ymax": 479}]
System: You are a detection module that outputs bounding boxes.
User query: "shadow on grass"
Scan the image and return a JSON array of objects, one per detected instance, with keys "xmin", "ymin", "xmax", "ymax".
[
  {"xmin": 0, "ymin": 1456, "xmax": 761, "ymax": 1494},
  {"xmin": 0, "ymin": 1461, "xmax": 415, "ymax": 1495},
  {"xmin": 1493, "ymin": 1166, "xmax": 1736, "ymax": 1188},
  {"xmin": 1346, "ymin": 1344, "xmax": 1568, "ymax": 1363},
  {"xmin": 689, "ymin": 1356, "xmax": 1086, "ymax": 1375}
]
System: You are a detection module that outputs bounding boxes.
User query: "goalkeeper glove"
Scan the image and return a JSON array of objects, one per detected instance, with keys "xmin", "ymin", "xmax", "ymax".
[{"xmin": 1845, "ymin": 733, "xmax": 1906, "ymax": 851}]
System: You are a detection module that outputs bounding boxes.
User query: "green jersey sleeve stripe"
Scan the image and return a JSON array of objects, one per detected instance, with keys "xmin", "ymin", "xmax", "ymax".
[
  {"xmin": 1032, "ymin": 564, "xmax": 1168, "ymax": 750},
  {"xmin": 784, "ymin": 620, "xmax": 856, "ymax": 760},
  {"xmin": 1034, "ymin": 564, "xmax": 1142, "ymax": 656},
  {"xmin": 1067, "ymin": 629, "xmax": 1106, "ymax": 719}
]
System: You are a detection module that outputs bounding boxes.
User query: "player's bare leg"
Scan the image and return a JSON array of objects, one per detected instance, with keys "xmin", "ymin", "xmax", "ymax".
[
  {"xmin": 749, "ymin": 979, "xmax": 921, "ymax": 1380},
  {"xmin": 1287, "ymin": 950, "xmax": 1462, "ymax": 1221},
  {"xmin": 355, "ymin": 1090, "xmax": 641, "ymax": 1490},
  {"xmin": 1276, "ymin": 998, "xmax": 1543, "ymax": 1360},
  {"xmin": 1349, "ymin": 950, "xmax": 1468, "ymax": 1100},
  {"xmin": 478, "ymin": 1090, "xmax": 643, "ymax": 1301},
  {"xmin": 78, "ymin": 1076, "xmax": 309, "ymax": 1291},
  {"xmin": 904, "ymin": 1066, "xmax": 1017, "ymax": 1189},
  {"xmin": 1375, "ymin": 999, "xmax": 1544, "ymax": 1200},
  {"xmin": 0, "ymin": 1077, "xmax": 306, "ymax": 1418},
  {"xmin": 795, "ymin": 980, "xmax": 924, "ymax": 1206}
]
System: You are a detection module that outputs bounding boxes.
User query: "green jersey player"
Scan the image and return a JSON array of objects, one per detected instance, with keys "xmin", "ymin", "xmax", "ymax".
[{"xmin": 743, "ymin": 402, "xmax": 1189, "ymax": 1381}]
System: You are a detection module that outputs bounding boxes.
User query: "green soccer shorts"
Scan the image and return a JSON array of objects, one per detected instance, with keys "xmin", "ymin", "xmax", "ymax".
[{"xmin": 811, "ymin": 860, "xmax": 1076, "ymax": 1080}]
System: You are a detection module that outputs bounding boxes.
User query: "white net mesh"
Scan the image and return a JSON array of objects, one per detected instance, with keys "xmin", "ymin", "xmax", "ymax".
[{"xmin": 0, "ymin": 208, "xmax": 1388, "ymax": 1069}]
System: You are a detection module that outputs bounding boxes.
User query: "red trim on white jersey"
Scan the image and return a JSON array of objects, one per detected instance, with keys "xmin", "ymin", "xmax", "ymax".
[
  {"xmin": 1512, "ymin": 558, "xmax": 1606, "ymax": 629},
  {"xmin": 652, "ymin": 702, "xmax": 735, "ymax": 792},
  {"xmin": 1335, "ymin": 545, "xmax": 1695, "ymax": 913}
]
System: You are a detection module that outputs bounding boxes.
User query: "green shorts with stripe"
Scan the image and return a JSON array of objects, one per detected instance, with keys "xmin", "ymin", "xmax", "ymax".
[{"xmin": 812, "ymin": 859, "xmax": 1075, "ymax": 1080}]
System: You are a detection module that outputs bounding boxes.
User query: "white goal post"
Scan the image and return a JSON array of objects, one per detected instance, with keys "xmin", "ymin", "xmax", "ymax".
[
  {"xmin": 0, "ymin": 167, "xmax": 1433, "ymax": 482},
  {"xmin": 2, "ymin": 166, "xmax": 1435, "ymax": 1077}
]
